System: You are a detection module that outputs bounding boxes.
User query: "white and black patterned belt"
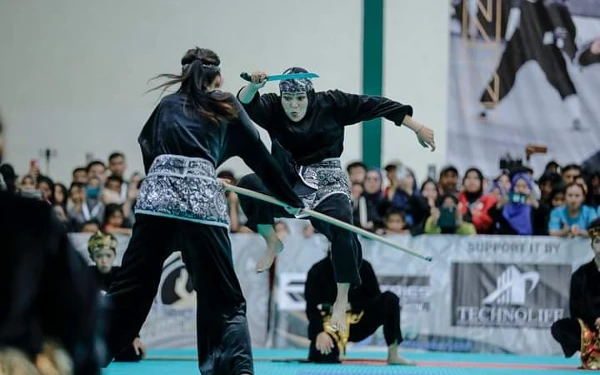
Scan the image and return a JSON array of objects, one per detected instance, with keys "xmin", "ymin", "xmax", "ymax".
[
  {"xmin": 135, "ymin": 154, "xmax": 229, "ymax": 228},
  {"xmin": 147, "ymin": 154, "xmax": 216, "ymax": 179},
  {"xmin": 296, "ymin": 158, "xmax": 342, "ymax": 190}
]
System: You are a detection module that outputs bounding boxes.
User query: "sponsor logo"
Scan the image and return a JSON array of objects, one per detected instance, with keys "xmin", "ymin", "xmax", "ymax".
[{"xmin": 451, "ymin": 263, "xmax": 569, "ymax": 328}]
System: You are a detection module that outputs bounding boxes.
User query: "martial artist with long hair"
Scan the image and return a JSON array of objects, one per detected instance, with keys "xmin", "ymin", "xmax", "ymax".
[{"xmin": 101, "ymin": 48, "xmax": 304, "ymax": 375}]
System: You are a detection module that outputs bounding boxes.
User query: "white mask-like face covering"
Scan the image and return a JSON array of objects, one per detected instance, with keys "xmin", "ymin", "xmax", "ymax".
[{"xmin": 280, "ymin": 91, "xmax": 309, "ymax": 122}]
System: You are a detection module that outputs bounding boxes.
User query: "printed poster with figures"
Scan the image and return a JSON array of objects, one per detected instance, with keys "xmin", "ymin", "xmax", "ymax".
[{"xmin": 447, "ymin": 0, "xmax": 600, "ymax": 177}]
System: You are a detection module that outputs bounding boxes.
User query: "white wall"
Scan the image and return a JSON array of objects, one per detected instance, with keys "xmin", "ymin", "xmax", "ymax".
[
  {"xmin": 0, "ymin": 0, "xmax": 448, "ymax": 184},
  {"xmin": 383, "ymin": 0, "xmax": 449, "ymax": 184},
  {"xmin": 0, "ymin": 0, "xmax": 362, "ymax": 182}
]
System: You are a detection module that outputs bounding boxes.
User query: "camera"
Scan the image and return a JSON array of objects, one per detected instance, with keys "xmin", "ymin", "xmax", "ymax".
[
  {"xmin": 19, "ymin": 189, "xmax": 42, "ymax": 200},
  {"xmin": 509, "ymin": 192, "xmax": 528, "ymax": 204},
  {"xmin": 499, "ymin": 153, "xmax": 523, "ymax": 171}
]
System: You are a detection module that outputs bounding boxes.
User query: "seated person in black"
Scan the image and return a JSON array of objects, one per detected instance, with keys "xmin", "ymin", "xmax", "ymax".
[
  {"xmin": 551, "ymin": 218, "xmax": 600, "ymax": 370},
  {"xmin": 304, "ymin": 250, "xmax": 414, "ymax": 365},
  {"xmin": 87, "ymin": 231, "xmax": 146, "ymax": 362}
]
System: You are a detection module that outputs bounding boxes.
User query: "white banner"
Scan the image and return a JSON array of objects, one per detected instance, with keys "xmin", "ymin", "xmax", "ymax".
[
  {"xmin": 69, "ymin": 232, "xmax": 593, "ymax": 354},
  {"xmin": 273, "ymin": 234, "xmax": 592, "ymax": 355}
]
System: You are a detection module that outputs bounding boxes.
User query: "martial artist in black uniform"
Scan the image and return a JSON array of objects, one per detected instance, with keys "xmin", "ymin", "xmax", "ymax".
[
  {"xmin": 479, "ymin": 0, "xmax": 582, "ymax": 130},
  {"xmin": 551, "ymin": 218, "xmax": 600, "ymax": 369},
  {"xmin": 305, "ymin": 252, "xmax": 414, "ymax": 365},
  {"xmin": 0, "ymin": 114, "xmax": 101, "ymax": 375},
  {"xmin": 101, "ymin": 48, "xmax": 304, "ymax": 375},
  {"xmin": 237, "ymin": 68, "xmax": 436, "ymax": 332}
]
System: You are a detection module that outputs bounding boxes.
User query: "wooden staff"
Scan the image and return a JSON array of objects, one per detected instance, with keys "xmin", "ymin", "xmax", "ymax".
[{"xmin": 224, "ymin": 184, "xmax": 432, "ymax": 262}]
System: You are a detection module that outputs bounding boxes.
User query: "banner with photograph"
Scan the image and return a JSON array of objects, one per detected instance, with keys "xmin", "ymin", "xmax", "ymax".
[{"xmin": 447, "ymin": 0, "xmax": 600, "ymax": 176}]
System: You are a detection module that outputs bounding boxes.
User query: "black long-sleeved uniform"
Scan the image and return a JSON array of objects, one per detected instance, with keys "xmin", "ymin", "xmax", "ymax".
[
  {"xmin": 551, "ymin": 260, "xmax": 600, "ymax": 358},
  {"xmin": 237, "ymin": 89, "xmax": 413, "ymax": 286},
  {"xmin": 139, "ymin": 91, "xmax": 303, "ymax": 208},
  {"xmin": 0, "ymin": 192, "xmax": 101, "ymax": 375},
  {"xmin": 242, "ymin": 89, "xmax": 412, "ymax": 178},
  {"xmin": 304, "ymin": 256, "xmax": 402, "ymax": 363},
  {"xmin": 103, "ymin": 91, "xmax": 303, "ymax": 375}
]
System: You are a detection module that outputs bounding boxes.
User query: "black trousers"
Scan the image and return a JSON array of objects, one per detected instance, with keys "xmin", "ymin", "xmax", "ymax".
[
  {"xmin": 238, "ymin": 173, "xmax": 362, "ymax": 285},
  {"xmin": 103, "ymin": 214, "xmax": 253, "ymax": 375},
  {"xmin": 308, "ymin": 291, "xmax": 402, "ymax": 363},
  {"xmin": 551, "ymin": 318, "xmax": 583, "ymax": 358},
  {"xmin": 480, "ymin": 30, "xmax": 577, "ymax": 105}
]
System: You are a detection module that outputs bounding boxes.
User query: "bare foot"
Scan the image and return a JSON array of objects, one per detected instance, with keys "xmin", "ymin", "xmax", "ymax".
[
  {"xmin": 255, "ymin": 231, "xmax": 283, "ymax": 273},
  {"xmin": 329, "ymin": 300, "xmax": 347, "ymax": 333},
  {"xmin": 387, "ymin": 355, "xmax": 416, "ymax": 366}
]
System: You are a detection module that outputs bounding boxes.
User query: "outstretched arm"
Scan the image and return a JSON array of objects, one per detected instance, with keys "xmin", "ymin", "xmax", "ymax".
[{"xmin": 328, "ymin": 90, "xmax": 436, "ymax": 151}]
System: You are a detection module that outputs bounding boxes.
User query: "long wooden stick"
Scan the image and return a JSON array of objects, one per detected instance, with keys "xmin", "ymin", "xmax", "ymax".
[{"xmin": 225, "ymin": 184, "xmax": 432, "ymax": 262}]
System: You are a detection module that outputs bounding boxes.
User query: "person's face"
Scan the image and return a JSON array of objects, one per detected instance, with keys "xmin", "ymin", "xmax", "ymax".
[
  {"xmin": 93, "ymin": 248, "xmax": 116, "ymax": 274},
  {"xmin": 106, "ymin": 179, "xmax": 121, "ymax": 194},
  {"xmin": 20, "ymin": 176, "xmax": 35, "ymax": 191},
  {"xmin": 70, "ymin": 185, "xmax": 85, "ymax": 203},
  {"xmin": 440, "ymin": 171, "xmax": 458, "ymax": 191},
  {"xmin": 281, "ymin": 91, "xmax": 308, "ymax": 122},
  {"xmin": 386, "ymin": 214, "xmax": 405, "ymax": 232},
  {"xmin": 349, "ymin": 166, "xmax": 366, "ymax": 184},
  {"xmin": 364, "ymin": 171, "xmax": 382, "ymax": 194},
  {"xmin": 562, "ymin": 168, "xmax": 580, "ymax": 185},
  {"xmin": 498, "ymin": 174, "xmax": 511, "ymax": 192},
  {"xmin": 73, "ymin": 170, "xmax": 88, "ymax": 183},
  {"xmin": 540, "ymin": 180, "xmax": 553, "ymax": 198},
  {"xmin": 513, "ymin": 178, "xmax": 531, "ymax": 195},
  {"xmin": 38, "ymin": 182, "xmax": 52, "ymax": 201},
  {"xmin": 89, "ymin": 164, "xmax": 106, "ymax": 181},
  {"xmin": 108, "ymin": 210, "xmax": 124, "ymax": 227},
  {"xmin": 54, "ymin": 185, "xmax": 65, "ymax": 204},
  {"xmin": 565, "ymin": 185, "xmax": 584, "ymax": 210},
  {"xmin": 551, "ymin": 192, "xmax": 565, "ymax": 207},
  {"xmin": 463, "ymin": 171, "xmax": 481, "ymax": 193},
  {"xmin": 421, "ymin": 181, "xmax": 438, "ymax": 201},
  {"xmin": 108, "ymin": 156, "xmax": 126, "ymax": 178}
]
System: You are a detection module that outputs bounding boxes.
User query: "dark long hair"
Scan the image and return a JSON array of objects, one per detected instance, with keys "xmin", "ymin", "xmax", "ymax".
[{"xmin": 150, "ymin": 47, "xmax": 237, "ymax": 124}]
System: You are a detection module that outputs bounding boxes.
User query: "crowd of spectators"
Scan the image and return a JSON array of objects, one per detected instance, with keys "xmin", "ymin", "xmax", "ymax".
[{"xmin": 1, "ymin": 154, "xmax": 599, "ymax": 239}]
